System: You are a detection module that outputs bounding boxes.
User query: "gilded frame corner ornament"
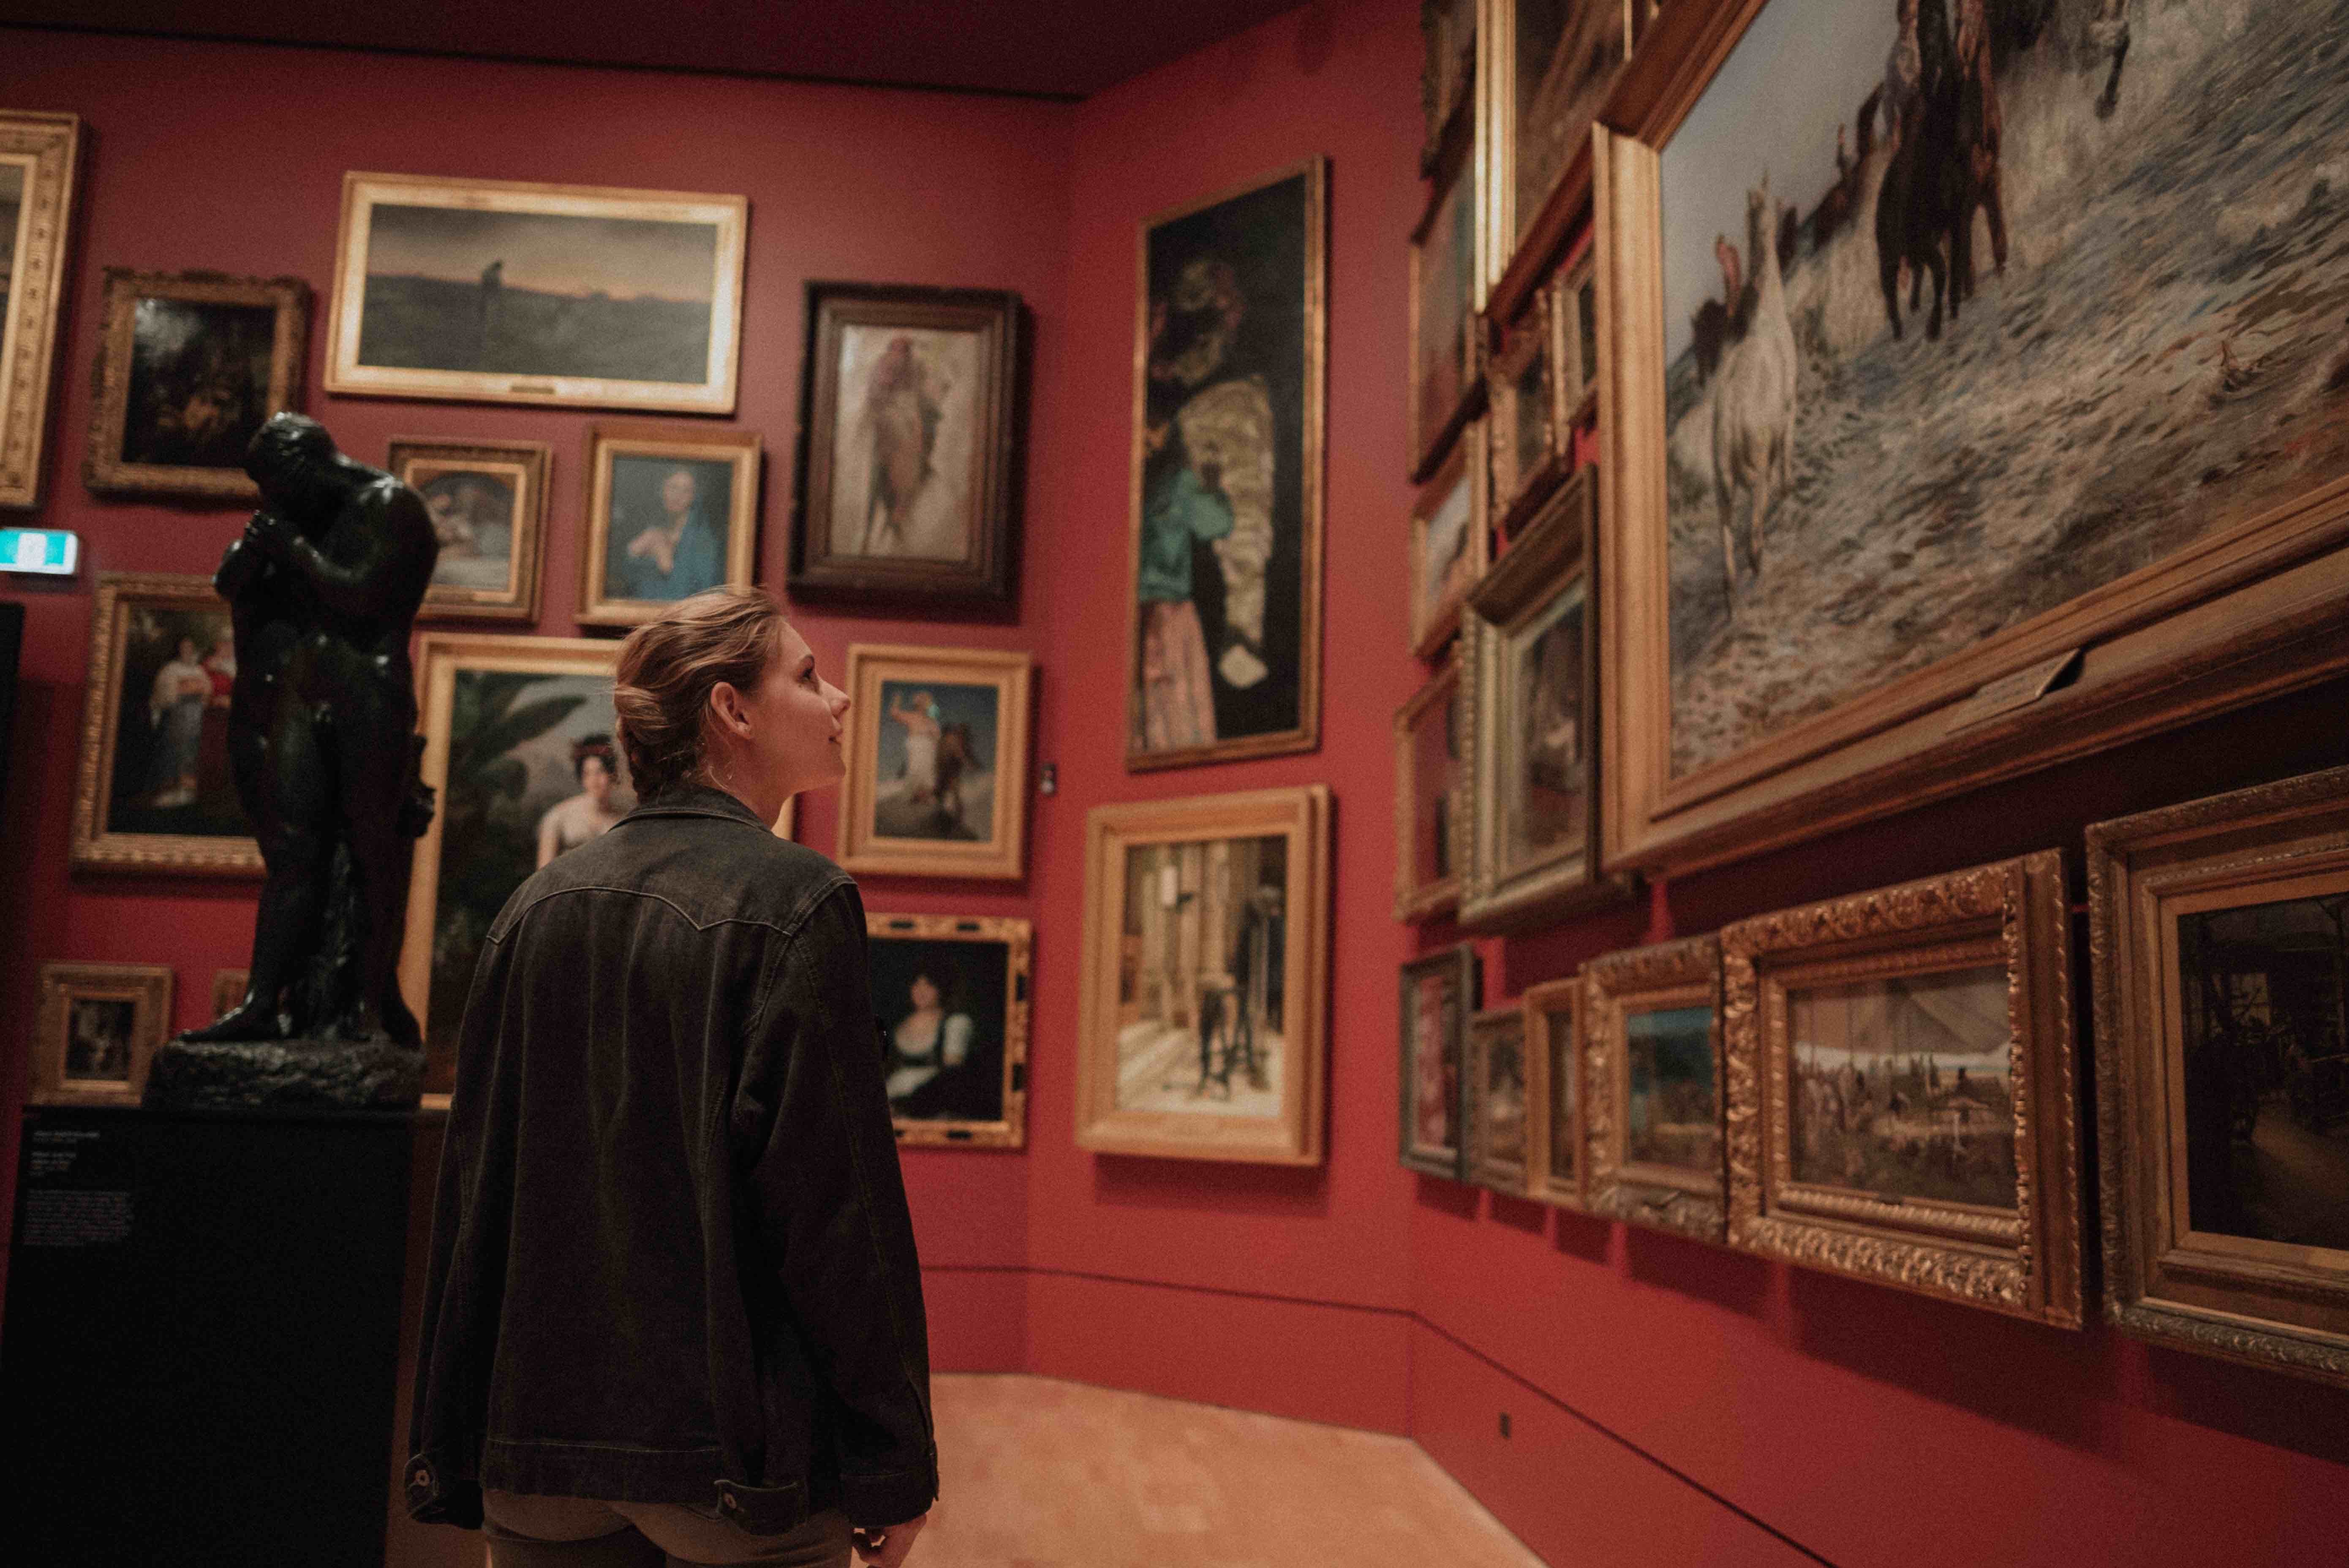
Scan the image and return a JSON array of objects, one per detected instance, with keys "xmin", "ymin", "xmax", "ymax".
[{"xmin": 0, "ymin": 109, "xmax": 82, "ymax": 510}]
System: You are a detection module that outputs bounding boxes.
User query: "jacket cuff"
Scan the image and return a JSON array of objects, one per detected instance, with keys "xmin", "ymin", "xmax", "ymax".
[
  {"xmin": 403, "ymin": 1450, "xmax": 484, "ymax": 1529},
  {"xmin": 839, "ymin": 1446, "xmax": 939, "ymax": 1529}
]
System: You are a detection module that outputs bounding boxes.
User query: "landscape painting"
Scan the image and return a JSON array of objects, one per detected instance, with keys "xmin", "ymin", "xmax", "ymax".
[
  {"xmin": 1658, "ymin": 0, "xmax": 2349, "ymax": 780},
  {"xmin": 1626, "ymin": 1003, "xmax": 1718, "ymax": 1174}
]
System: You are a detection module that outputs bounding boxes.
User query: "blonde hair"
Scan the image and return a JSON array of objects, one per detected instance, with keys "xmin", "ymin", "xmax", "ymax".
[{"xmin": 612, "ymin": 586, "xmax": 790, "ymax": 801}]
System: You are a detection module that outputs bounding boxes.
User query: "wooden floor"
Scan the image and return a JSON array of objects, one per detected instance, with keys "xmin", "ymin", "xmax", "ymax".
[{"xmin": 921, "ymin": 1373, "xmax": 1544, "ymax": 1568}]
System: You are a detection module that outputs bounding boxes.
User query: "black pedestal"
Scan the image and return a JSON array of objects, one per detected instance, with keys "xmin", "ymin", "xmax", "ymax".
[{"xmin": 2, "ymin": 1105, "xmax": 414, "ymax": 1567}]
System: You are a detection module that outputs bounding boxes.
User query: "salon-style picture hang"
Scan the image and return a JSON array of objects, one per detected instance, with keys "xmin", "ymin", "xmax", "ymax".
[
  {"xmin": 1127, "ymin": 158, "xmax": 1326, "ymax": 771},
  {"xmin": 0, "ymin": 110, "xmax": 80, "ymax": 510}
]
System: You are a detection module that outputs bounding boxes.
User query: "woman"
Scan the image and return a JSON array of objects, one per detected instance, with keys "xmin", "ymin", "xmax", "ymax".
[
  {"xmin": 885, "ymin": 969, "xmax": 973, "ymax": 1118},
  {"xmin": 145, "ymin": 634, "xmax": 212, "ymax": 809},
  {"xmin": 536, "ymin": 735, "xmax": 627, "ymax": 867},
  {"xmin": 885, "ymin": 689, "xmax": 941, "ymax": 802},
  {"xmin": 615, "ymin": 465, "xmax": 726, "ymax": 603},
  {"xmin": 410, "ymin": 587, "xmax": 935, "ymax": 1568}
]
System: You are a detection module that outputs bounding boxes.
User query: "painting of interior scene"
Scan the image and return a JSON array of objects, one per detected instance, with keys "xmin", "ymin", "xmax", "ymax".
[
  {"xmin": 359, "ymin": 204, "xmax": 718, "ymax": 384},
  {"xmin": 873, "ymin": 679, "xmax": 998, "ymax": 843},
  {"xmin": 872, "ymin": 934, "xmax": 1011, "ymax": 1125},
  {"xmin": 829, "ymin": 325, "xmax": 983, "ymax": 563},
  {"xmin": 1114, "ymin": 834, "xmax": 1287, "ymax": 1116},
  {"xmin": 1546, "ymin": 1005, "xmax": 1578, "ymax": 1185},
  {"xmin": 1626, "ymin": 1004, "xmax": 1718, "ymax": 1172},
  {"xmin": 412, "ymin": 464, "xmax": 519, "ymax": 594},
  {"xmin": 104, "ymin": 603, "xmax": 246, "ymax": 839},
  {"xmin": 122, "ymin": 295, "xmax": 277, "ymax": 470},
  {"xmin": 1507, "ymin": 0, "xmax": 1628, "ymax": 247},
  {"xmin": 1660, "ymin": 0, "xmax": 2349, "ymax": 777},
  {"xmin": 65, "ymin": 997, "xmax": 136, "ymax": 1083},
  {"xmin": 1478, "ymin": 1015, "xmax": 1529, "ymax": 1173},
  {"xmin": 1788, "ymin": 963, "xmax": 2020, "ymax": 1209},
  {"xmin": 1410, "ymin": 964, "xmax": 1465, "ymax": 1159},
  {"xmin": 2177, "ymin": 894, "xmax": 2349, "ymax": 1253},
  {"xmin": 602, "ymin": 453, "xmax": 735, "ymax": 603},
  {"xmin": 1505, "ymin": 582, "xmax": 1587, "ymax": 872}
]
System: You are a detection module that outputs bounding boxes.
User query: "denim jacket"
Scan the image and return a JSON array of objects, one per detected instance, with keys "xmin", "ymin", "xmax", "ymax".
[{"xmin": 405, "ymin": 785, "xmax": 936, "ymax": 1535}]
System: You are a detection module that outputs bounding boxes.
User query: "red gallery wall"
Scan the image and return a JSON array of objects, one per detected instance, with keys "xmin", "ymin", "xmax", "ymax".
[{"xmin": 7, "ymin": 6, "xmax": 2349, "ymax": 1567}]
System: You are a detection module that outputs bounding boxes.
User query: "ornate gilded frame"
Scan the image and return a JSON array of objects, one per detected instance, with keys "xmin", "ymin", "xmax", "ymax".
[
  {"xmin": 2089, "ymin": 766, "xmax": 2349, "ymax": 1386},
  {"xmin": 1586, "ymin": 933, "xmax": 1724, "ymax": 1239},
  {"xmin": 868, "ymin": 912, "xmax": 1032, "ymax": 1150},
  {"xmin": 1408, "ymin": 419, "xmax": 1489, "ymax": 661},
  {"xmin": 835, "ymin": 642, "xmax": 1032, "ymax": 881},
  {"xmin": 1523, "ymin": 972, "xmax": 1592, "ymax": 1209},
  {"xmin": 1400, "ymin": 942, "xmax": 1483, "ymax": 1179},
  {"xmin": 1723, "ymin": 851, "xmax": 2083, "ymax": 1327},
  {"xmin": 389, "ymin": 436, "xmax": 552, "ymax": 623},
  {"xmin": 1394, "ymin": 648, "xmax": 1466, "ymax": 923},
  {"xmin": 577, "ymin": 421, "xmax": 761, "ymax": 627},
  {"xmin": 34, "ymin": 962, "xmax": 174, "ymax": 1107},
  {"xmin": 0, "ymin": 110, "xmax": 81, "ymax": 510},
  {"xmin": 1464, "ymin": 1005, "xmax": 1532, "ymax": 1193}
]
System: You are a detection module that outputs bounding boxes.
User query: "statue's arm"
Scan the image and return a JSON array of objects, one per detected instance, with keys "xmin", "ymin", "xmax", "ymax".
[{"xmin": 267, "ymin": 489, "xmax": 438, "ymax": 620}]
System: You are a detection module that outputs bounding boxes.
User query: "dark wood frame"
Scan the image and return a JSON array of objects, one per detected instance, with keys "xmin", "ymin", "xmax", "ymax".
[
  {"xmin": 1399, "ymin": 943, "xmax": 1483, "ymax": 1179},
  {"xmin": 389, "ymin": 436, "xmax": 553, "ymax": 623},
  {"xmin": 870, "ymin": 912, "xmax": 1033, "ymax": 1150}
]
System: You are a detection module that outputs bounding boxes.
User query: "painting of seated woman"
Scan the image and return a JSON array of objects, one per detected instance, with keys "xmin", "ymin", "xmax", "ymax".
[
  {"xmin": 867, "ymin": 915, "xmax": 1031, "ymax": 1147},
  {"xmin": 579, "ymin": 424, "xmax": 760, "ymax": 626}
]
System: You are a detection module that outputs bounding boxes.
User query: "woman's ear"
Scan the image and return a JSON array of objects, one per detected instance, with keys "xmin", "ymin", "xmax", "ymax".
[{"xmin": 706, "ymin": 679, "xmax": 753, "ymax": 740}]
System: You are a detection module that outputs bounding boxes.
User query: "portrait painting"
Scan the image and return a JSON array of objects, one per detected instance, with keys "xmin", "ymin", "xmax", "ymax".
[
  {"xmin": 1127, "ymin": 159, "xmax": 1326, "ymax": 771},
  {"xmin": 389, "ymin": 437, "xmax": 552, "ymax": 622},
  {"xmin": 1524, "ymin": 973, "xmax": 1588, "ymax": 1206},
  {"xmin": 83, "ymin": 270, "xmax": 309, "ymax": 502},
  {"xmin": 1586, "ymin": 935, "xmax": 1723, "ymax": 1238},
  {"xmin": 1394, "ymin": 652, "xmax": 1466, "ymax": 922},
  {"xmin": 1400, "ymin": 943, "xmax": 1482, "ymax": 1179},
  {"xmin": 791, "ymin": 284, "xmax": 1024, "ymax": 611},
  {"xmin": 836, "ymin": 644, "xmax": 1031, "ymax": 880},
  {"xmin": 868, "ymin": 913, "xmax": 1031, "ymax": 1148},
  {"xmin": 1465, "ymin": 1006, "xmax": 1531, "ymax": 1193},
  {"xmin": 33, "ymin": 962, "xmax": 172, "ymax": 1106},
  {"xmin": 1604, "ymin": 0, "xmax": 2349, "ymax": 872},
  {"xmin": 1076, "ymin": 787, "xmax": 1329, "ymax": 1164},
  {"xmin": 1409, "ymin": 151, "xmax": 1480, "ymax": 479},
  {"xmin": 0, "ymin": 111, "xmax": 80, "ymax": 509},
  {"xmin": 1485, "ymin": 0, "xmax": 1629, "ymax": 271},
  {"xmin": 577, "ymin": 424, "xmax": 760, "ymax": 626},
  {"xmin": 1408, "ymin": 422, "xmax": 1489, "ymax": 660},
  {"xmin": 327, "ymin": 173, "xmax": 747, "ymax": 413},
  {"xmin": 71, "ymin": 574, "xmax": 259, "ymax": 875}
]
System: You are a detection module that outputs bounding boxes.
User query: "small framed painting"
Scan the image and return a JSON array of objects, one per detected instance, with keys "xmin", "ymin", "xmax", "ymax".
[
  {"xmin": 388, "ymin": 437, "xmax": 552, "ymax": 622},
  {"xmin": 1550, "ymin": 248, "xmax": 1599, "ymax": 422},
  {"xmin": 34, "ymin": 962, "xmax": 174, "ymax": 1106},
  {"xmin": 83, "ymin": 269, "xmax": 310, "ymax": 503},
  {"xmin": 1586, "ymin": 934, "xmax": 1724, "ymax": 1240},
  {"xmin": 1408, "ymin": 420, "xmax": 1489, "ymax": 661},
  {"xmin": 790, "ymin": 282, "xmax": 1025, "ymax": 612},
  {"xmin": 1464, "ymin": 1004, "xmax": 1531, "ymax": 1194},
  {"xmin": 1408, "ymin": 145, "xmax": 1482, "ymax": 481},
  {"xmin": 0, "ymin": 110, "xmax": 82, "ymax": 509},
  {"xmin": 1399, "ymin": 943, "xmax": 1482, "ymax": 1179},
  {"xmin": 1393, "ymin": 649, "xmax": 1466, "ymax": 923},
  {"xmin": 577, "ymin": 422, "xmax": 760, "ymax": 626},
  {"xmin": 1724, "ymin": 852, "xmax": 2082, "ymax": 1327},
  {"xmin": 2090, "ymin": 766, "xmax": 2349, "ymax": 1383},
  {"xmin": 869, "ymin": 912, "xmax": 1031, "ymax": 1149},
  {"xmin": 1486, "ymin": 288, "xmax": 1565, "ymax": 538},
  {"xmin": 1074, "ymin": 785, "xmax": 1331, "ymax": 1165},
  {"xmin": 1523, "ymin": 973, "xmax": 1590, "ymax": 1209},
  {"xmin": 836, "ymin": 643, "xmax": 1032, "ymax": 880}
]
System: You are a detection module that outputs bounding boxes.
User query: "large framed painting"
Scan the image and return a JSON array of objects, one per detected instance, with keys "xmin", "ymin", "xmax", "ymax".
[
  {"xmin": 1464, "ymin": 1005, "xmax": 1532, "ymax": 1194},
  {"xmin": 1399, "ymin": 943, "xmax": 1482, "ymax": 1179},
  {"xmin": 83, "ymin": 270, "xmax": 309, "ymax": 503},
  {"xmin": 326, "ymin": 172, "xmax": 747, "ymax": 413},
  {"xmin": 1393, "ymin": 649, "xmax": 1466, "ymax": 923},
  {"xmin": 1408, "ymin": 420, "xmax": 1489, "ymax": 660},
  {"xmin": 789, "ymin": 283, "xmax": 1025, "ymax": 612},
  {"xmin": 1481, "ymin": 0, "xmax": 1629, "ymax": 289},
  {"xmin": 1421, "ymin": 0, "xmax": 1479, "ymax": 177},
  {"xmin": 577, "ymin": 422, "xmax": 760, "ymax": 627},
  {"xmin": 834, "ymin": 643, "xmax": 1032, "ymax": 880},
  {"xmin": 1723, "ymin": 851, "xmax": 2082, "ymax": 1326},
  {"xmin": 870, "ymin": 912, "xmax": 1031, "ymax": 1149},
  {"xmin": 1127, "ymin": 159, "xmax": 1326, "ymax": 771},
  {"xmin": 70, "ymin": 573, "xmax": 257, "ymax": 875},
  {"xmin": 1586, "ymin": 934, "xmax": 1723, "ymax": 1239},
  {"xmin": 0, "ymin": 110, "xmax": 80, "ymax": 510},
  {"xmin": 1600, "ymin": 0, "xmax": 2349, "ymax": 877},
  {"xmin": 389, "ymin": 437, "xmax": 552, "ymax": 622},
  {"xmin": 1074, "ymin": 786, "xmax": 1330, "ymax": 1164},
  {"xmin": 2090, "ymin": 766, "xmax": 2349, "ymax": 1386},
  {"xmin": 1523, "ymin": 973, "xmax": 1590, "ymax": 1208},
  {"xmin": 1409, "ymin": 145, "xmax": 1482, "ymax": 481}
]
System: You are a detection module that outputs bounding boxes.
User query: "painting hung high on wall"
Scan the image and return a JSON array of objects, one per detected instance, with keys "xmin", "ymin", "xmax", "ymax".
[
  {"xmin": 1482, "ymin": 0, "xmax": 1629, "ymax": 278},
  {"xmin": 327, "ymin": 173, "xmax": 747, "ymax": 413},
  {"xmin": 1128, "ymin": 160, "xmax": 1326, "ymax": 771},
  {"xmin": 836, "ymin": 643, "xmax": 1031, "ymax": 880},
  {"xmin": 0, "ymin": 111, "xmax": 80, "ymax": 509},
  {"xmin": 1422, "ymin": 0, "xmax": 1479, "ymax": 175},
  {"xmin": 1410, "ymin": 149, "xmax": 1481, "ymax": 480},
  {"xmin": 1602, "ymin": 0, "xmax": 2349, "ymax": 874},
  {"xmin": 577, "ymin": 423, "xmax": 760, "ymax": 626},
  {"xmin": 33, "ymin": 963, "xmax": 173, "ymax": 1107},
  {"xmin": 1399, "ymin": 943, "xmax": 1482, "ymax": 1179},
  {"xmin": 389, "ymin": 437, "xmax": 552, "ymax": 622},
  {"xmin": 1408, "ymin": 421, "xmax": 1489, "ymax": 660},
  {"xmin": 869, "ymin": 912, "xmax": 1032, "ymax": 1148},
  {"xmin": 1585, "ymin": 934, "xmax": 1724, "ymax": 1239}
]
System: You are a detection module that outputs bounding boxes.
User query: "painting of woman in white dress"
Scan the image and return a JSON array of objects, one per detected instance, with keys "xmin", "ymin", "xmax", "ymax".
[
  {"xmin": 870, "ymin": 933, "xmax": 1015, "ymax": 1128},
  {"xmin": 871, "ymin": 679, "xmax": 998, "ymax": 842},
  {"xmin": 103, "ymin": 605, "xmax": 246, "ymax": 839}
]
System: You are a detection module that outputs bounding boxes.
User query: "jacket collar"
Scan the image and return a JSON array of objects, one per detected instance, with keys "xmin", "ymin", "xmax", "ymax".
[{"xmin": 619, "ymin": 783, "xmax": 770, "ymax": 830}]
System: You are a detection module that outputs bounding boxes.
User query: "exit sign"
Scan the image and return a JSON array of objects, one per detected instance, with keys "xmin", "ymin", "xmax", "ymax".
[{"xmin": 0, "ymin": 528, "xmax": 78, "ymax": 576}]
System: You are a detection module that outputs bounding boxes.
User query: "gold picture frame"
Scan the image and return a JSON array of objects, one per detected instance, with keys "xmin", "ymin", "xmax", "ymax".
[
  {"xmin": 577, "ymin": 421, "xmax": 761, "ymax": 627},
  {"xmin": 325, "ymin": 171, "xmax": 748, "ymax": 414},
  {"xmin": 835, "ymin": 643, "xmax": 1032, "ymax": 881},
  {"xmin": 1408, "ymin": 420, "xmax": 1489, "ymax": 661},
  {"xmin": 389, "ymin": 436, "xmax": 553, "ymax": 622},
  {"xmin": 1420, "ymin": 0, "xmax": 1479, "ymax": 178},
  {"xmin": 1549, "ymin": 247, "xmax": 1599, "ymax": 427},
  {"xmin": 1523, "ymin": 973, "xmax": 1592, "ymax": 1209},
  {"xmin": 1409, "ymin": 142, "xmax": 1484, "ymax": 482},
  {"xmin": 1393, "ymin": 649, "xmax": 1466, "ymax": 923},
  {"xmin": 34, "ymin": 962, "xmax": 174, "ymax": 1106},
  {"xmin": 1464, "ymin": 1005, "xmax": 1532, "ymax": 1194},
  {"xmin": 869, "ymin": 912, "xmax": 1032, "ymax": 1150},
  {"xmin": 2089, "ymin": 766, "xmax": 2349, "ymax": 1385},
  {"xmin": 1400, "ymin": 943, "xmax": 1482, "ymax": 1179},
  {"xmin": 0, "ymin": 110, "xmax": 82, "ymax": 510},
  {"xmin": 1075, "ymin": 785, "xmax": 1330, "ymax": 1165},
  {"xmin": 82, "ymin": 269, "xmax": 310, "ymax": 503},
  {"xmin": 70, "ymin": 573, "xmax": 259, "ymax": 876},
  {"xmin": 1723, "ymin": 851, "xmax": 2083, "ymax": 1327},
  {"xmin": 1486, "ymin": 285, "xmax": 1568, "ymax": 538},
  {"xmin": 1480, "ymin": 0, "xmax": 1629, "ymax": 299},
  {"xmin": 1586, "ymin": 933, "xmax": 1723, "ymax": 1240}
]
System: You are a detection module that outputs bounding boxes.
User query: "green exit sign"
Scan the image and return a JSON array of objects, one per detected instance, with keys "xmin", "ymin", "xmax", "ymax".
[{"xmin": 0, "ymin": 527, "xmax": 79, "ymax": 576}]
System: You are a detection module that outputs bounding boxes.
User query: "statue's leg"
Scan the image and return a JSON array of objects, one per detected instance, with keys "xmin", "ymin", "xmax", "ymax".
[
  {"xmin": 182, "ymin": 706, "xmax": 331, "ymax": 1042},
  {"xmin": 336, "ymin": 683, "xmax": 425, "ymax": 1047}
]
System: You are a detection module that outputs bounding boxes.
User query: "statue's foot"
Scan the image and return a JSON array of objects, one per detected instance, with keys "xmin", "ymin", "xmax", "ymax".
[{"xmin": 179, "ymin": 1000, "xmax": 286, "ymax": 1044}]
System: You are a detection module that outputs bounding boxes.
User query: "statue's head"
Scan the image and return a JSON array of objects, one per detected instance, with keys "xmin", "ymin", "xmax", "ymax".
[{"xmin": 245, "ymin": 413, "xmax": 345, "ymax": 509}]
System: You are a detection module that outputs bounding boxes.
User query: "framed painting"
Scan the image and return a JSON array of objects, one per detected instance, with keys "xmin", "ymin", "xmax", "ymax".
[
  {"xmin": 870, "ymin": 912, "xmax": 1031, "ymax": 1149},
  {"xmin": 1600, "ymin": 0, "xmax": 2349, "ymax": 878},
  {"xmin": 1464, "ymin": 1004, "xmax": 1532, "ymax": 1193},
  {"xmin": 1421, "ymin": 0, "xmax": 1479, "ymax": 177},
  {"xmin": 1409, "ymin": 144, "xmax": 1483, "ymax": 482},
  {"xmin": 325, "ymin": 172, "xmax": 746, "ymax": 413},
  {"xmin": 1481, "ymin": 0, "xmax": 1630, "ymax": 290},
  {"xmin": 1408, "ymin": 419, "xmax": 1489, "ymax": 660},
  {"xmin": 0, "ymin": 111, "xmax": 80, "ymax": 510},
  {"xmin": 70, "ymin": 573, "xmax": 257, "ymax": 875},
  {"xmin": 1523, "ymin": 973, "xmax": 1591, "ymax": 1208},
  {"xmin": 1586, "ymin": 934, "xmax": 1723, "ymax": 1239},
  {"xmin": 790, "ymin": 283, "xmax": 1025, "ymax": 612},
  {"xmin": 1127, "ymin": 158, "xmax": 1326, "ymax": 771},
  {"xmin": 1723, "ymin": 851, "xmax": 2082, "ymax": 1326},
  {"xmin": 1394, "ymin": 648, "xmax": 1466, "ymax": 922},
  {"xmin": 835, "ymin": 643, "xmax": 1032, "ymax": 880},
  {"xmin": 577, "ymin": 422, "xmax": 759, "ymax": 626},
  {"xmin": 1487, "ymin": 286, "xmax": 1568, "ymax": 538},
  {"xmin": 1462, "ymin": 469, "xmax": 1630, "ymax": 930},
  {"xmin": 1075, "ymin": 785, "xmax": 1330, "ymax": 1164},
  {"xmin": 388, "ymin": 437, "xmax": 552, "ymax": 622},
  {"xmin": 33, "ymin": 963, "xmax": 174, "ymax": 1107},
  {"xmin": 2090, "ymin": 766, "xmax": 2349, "ymax": 1385},
  {"xmin": 1550, "ymin": 247, "xmax": 1599, "ymax": 424},
  {"xmin": 83, "ymin": 270, "xmax": 309, "ymax": 502},
  {"xmin": 1400, "ymin": 943, "xmax": 1482, "ymax": 1179}
]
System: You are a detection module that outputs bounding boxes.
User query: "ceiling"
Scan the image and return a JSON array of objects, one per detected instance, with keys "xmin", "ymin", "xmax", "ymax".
[{"xmin": 12, "ymin": 1, "xmax": 1311, "ymax": 100}]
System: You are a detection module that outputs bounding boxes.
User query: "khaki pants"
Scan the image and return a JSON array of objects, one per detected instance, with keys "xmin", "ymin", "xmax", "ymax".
[{"xmin": 483, "ymin": 1489, "xmax": 852, "ymax": 1568}]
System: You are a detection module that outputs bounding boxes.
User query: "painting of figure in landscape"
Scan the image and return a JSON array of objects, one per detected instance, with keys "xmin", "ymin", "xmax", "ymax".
[
  {"xmin": 1660, "ymin": 0, "xmax": 2349, "ymax": 777},
  {"xmin": 827, "ymin": 325, "xmax": 984, "ymax": 563},
  {"xmin": 1114, "ymin": 834, "xmax": 1288, "ymax": 1116},
  {"xmin": 871, "ymin": 679, "xmax": 1000, "ymax": 844},
  {"xmin": 1626, "ymin": 1004, "xmax": 1717, "ymax": 1173}
]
